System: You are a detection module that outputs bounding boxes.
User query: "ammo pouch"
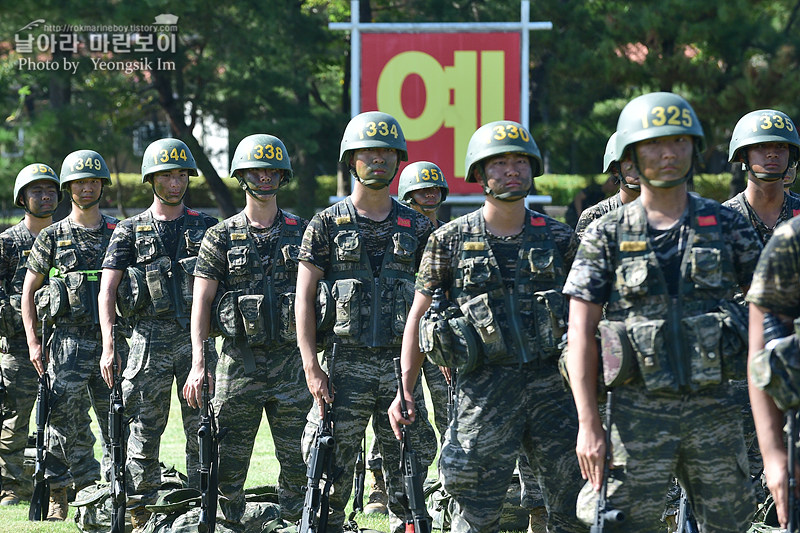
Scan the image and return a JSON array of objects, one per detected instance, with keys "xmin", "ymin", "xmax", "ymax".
[
  {"xmin": 238, "ymin": 294, "xmax": 270, "ymax": 347},
  {"xmin": 626, "ymin": 317, "xmax": 676, "ymax": 392},
  {"xmin": 597, "ymin": 320, "xmax": 636, "ymax": 388},
  {"xmin": 681, "ymin": 312, "xmax": 724, "ymax": 389},
  {"xmin": 391, "ymin": 279, "xmax": 415, "ymax": 337},
  {"xmin": 460, "ymin": 293, "xmax": 505, "ymax": 362},
  {"xmin": 391, "ymin": 232, "xmax": 417, "ymax": 263},
  {"xmin": 145, "ymin": 256, "xmax": 174, "ymax": 316},
  {"xmin": 176, "ymin": 256, "xmax": 197, "ymax": 311},
  {"xmin": 34, "ymin": 277, "xmax": 69, "ymax": 322},
  {"xmin": 116, "ymin": 266, "xmax": 148, "ymax": 318},
  {"xmin": 750, "ymin": 318, "xmax": 800, "ymax": 411},
  {"xmin": 215, "ymin": 289, "xmax": 243, "ymax": 339},
  {"xmin": 533, "ymin": 289, "xmax": 566, "ymax": 359},
  {"xmin": 315, "ymin": 281, "xmax": 334, "ymax": 334},
  {"xmin": 332, "ymin": 279, "xmax": 362, "ymax": 338},
  {"xmin": 419, "ymin": 302, "xmax": 480, "ymax": 374},
  {"xmin": 63, "ymin": 271, "xmax": 100, "ymax": 324},
  {"xmin": 717, "ymin": 299, "xmax": 749, "ymax": 380},
  {"xmin": 278, "ymin": 292, "xmax": 297, "ymax": 343},
  {"xmin": 0, "ymin": 296, "xmax": 23, "ymax": 338}
]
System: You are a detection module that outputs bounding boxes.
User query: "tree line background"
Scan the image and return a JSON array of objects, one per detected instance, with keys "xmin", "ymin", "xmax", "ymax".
[{"xmin": 1, "ymin": 0, "xmax": 800, "ymax": 220}]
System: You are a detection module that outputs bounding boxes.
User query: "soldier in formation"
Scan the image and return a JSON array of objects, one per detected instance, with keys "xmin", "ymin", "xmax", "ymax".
[
  {"xmin": 0, "ymin": 164, "xmax": 60, "ymax": 506},
  {"xmin": 565, "ymin": 92, "xmax": 762, "ymax": 532},
  {"xmin": 21, "ymin": 150, "xmax": 126, "ymax": 520},
  {"xmin": 389, "ymin": 120, "xmax": 584, "ymax": 533},
  {"xmin": 295, "ymin": 111, "xmax": 437, "ymax": 533},
  {"xmin": 183, "ymin": 134, "xmax": 311, "ymax": 524},
  {"xmin": 98, "ymin": 138, "xmax": 217, "ymax": 529}
]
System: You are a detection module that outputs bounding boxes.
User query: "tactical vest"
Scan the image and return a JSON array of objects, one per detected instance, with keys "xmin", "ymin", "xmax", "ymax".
[
  {"xmin": 325, "ymin": 198, "xmax": 418, "ymax": 348},
  {"xmin": 48, "ymin": 215, "xmax": 118, "ymax": 327},
  {"xmin": 0, "ymin": 222, "xmax": 35, "ymax": 338},
  {"xmin": 606, "ymin": 195, "xmax": 743, "ymax": 392},
  {"xmin": 131, "ymin": 208, "xmax": 207, "ymax": 326},
  {"xmin": 451, "ymin": 209, "xmax": 567, "ymax": 367},
  {"xmin": 217, "ymin": 210, "xmax": 303, "ymax": 347}
]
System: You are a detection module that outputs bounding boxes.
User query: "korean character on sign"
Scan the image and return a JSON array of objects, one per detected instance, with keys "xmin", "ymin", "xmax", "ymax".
[
  {"xmin": 156, "ymin": 33, "xmax": 176, "ymax": 53},
  {"xmin": 57, "ymin": 33, "xmax": 79, "ymax": 53},
  {"xmin": 36, "ymin": 34, "xmax": 56, "ymax": 53},
  {"xmin": 133, "ymin": 33, "xmax": 154, "ymax": 53},
  {"xmin": 15, "ymin": 34, "xmax": 34, "ymax": 53},
  {"xmin": 88, "ymin": 33, "xmax": 108, "ymax": 53},
  {"xmin": 111, "ymin": 33, "xmax": 131, "ymax": 53}
]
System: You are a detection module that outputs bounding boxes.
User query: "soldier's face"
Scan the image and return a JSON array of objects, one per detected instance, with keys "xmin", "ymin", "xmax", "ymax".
[
  {"xmin": 152, "ymin": 169, "xmax": 189, "ymax": 202},
  {"xmin": 69, "ymin": 178, "xmax": 103, "ymax": 207},
  {"xmin": 23, "ymin": 180, "xmax": 58, "ymax": 215},
  {"xmin": 746, "ymin": 142, "xmax": 791, "ymax": 176},
  {"xmin": 482, "ymin": 153, "xmax": 532, "ymax": 195},
  {"xmin": 619, "ymin": 155, "xmax": 641, "ymax": 188},
  {"xmin": 352, "ymin": 148, "xmax": 398, "ymax": 181},
  {"xmin": 634, "ymin": 135, "xmax": 693, "ymax": 183},
  {"xmin": 240, "ymin": 167, "xmax": 283, "ymax": 192},
  {"xmin": 410, "ymin": 187, "xmax": 442, "ymax": 212}
]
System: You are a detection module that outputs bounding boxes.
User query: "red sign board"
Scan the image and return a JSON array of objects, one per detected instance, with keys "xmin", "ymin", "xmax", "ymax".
[{"xmin": 361, "ymin": 32, "xmax": 521, "ymax": 195}]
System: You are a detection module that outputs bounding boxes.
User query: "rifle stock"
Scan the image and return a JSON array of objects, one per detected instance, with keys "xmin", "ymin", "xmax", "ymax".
[
  {"xmin": 29, "ymin": 323, "xmax": 51, "ymax": 522},
  {"xmin": 109, "ymin": 324, "xmax": 127, "ymax": 533},
  {"xmin": 299, "ymin": 343, "xmax": 338, "ymax": 533},
  {"xmin": 394, "ymin": 357, "xmax": 432, "ymax": 533},
  {"xmin": 198, "ymin": 338, "xmax": 220, "ymax": 533},
  {"xmin": 590, "ymin": 390, "xmax": 624, "ymax": 533}
]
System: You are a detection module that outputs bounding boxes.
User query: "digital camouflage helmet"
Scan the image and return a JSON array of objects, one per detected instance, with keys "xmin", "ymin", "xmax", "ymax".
[
  {"xmin": 603, "ymin": 132, "xmax": 620, "ymax": 177},
  {"xmin": 728, "ymin": 109, "xmax": 800, "ymax": 182},
  {"xmin": 230, "ymin": 134, "xmax": 293, "ymax": 198},
  {"xmin": 464, "ymin": 120, "xmax": 542, "ymax": 202},
  {"xmin": 398, "ymin": 161, "xmax": 449, "ymax": 212},
  {"xmin": 60, "ymin": 150, "xmax": 111, "ymax": 210},
  {"xmin": 14, "ymin": 163, "xmax": 61, "ymax": 216},
  {"xmin": 616, "ymin": 92, "xmax": 704, "ymax": 189},
  {"xmin": 339, "ymin": 111, "xmax": 407, "ymax": 189},
  {"xmin": 141, "ymin": 138, "xmax": 197, "ymax": 206}
]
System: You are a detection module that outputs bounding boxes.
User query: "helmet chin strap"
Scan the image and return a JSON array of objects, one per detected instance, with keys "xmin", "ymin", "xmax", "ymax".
[
  {"xmin": 350, "ymin": 160, "xmax": 399, "ymax": 190},
  {"xmin": 478, "ymin": 166, "xmax": 529, "ymax": 202},
  {"xmin": 151, "ymin": 181, "xmax": 186, "ymax": 206},
  {"xmin": 741, "ymin": 155, "xmax": 791, "ymax": 183},
  {"xmin": 70, "ymin": 185, "xmax": 104, "ymax": 210},
  {"xmin": 24, "ymin": 203, "xmax": 55, "ymax": 219},
  {"xmin": 621, "ymin": 181, "xmax": 641, "ymax": 192},
  {"xmin": 408, "ymin": 198, "xmax": 443, "ymax": 212},
  {"xmin": 237, "ymin": 177, "xmax": 279, "ymax": 200},
  {"xmin": 632, "ymin": 151, "xmax": 693, "ymax": 189}
]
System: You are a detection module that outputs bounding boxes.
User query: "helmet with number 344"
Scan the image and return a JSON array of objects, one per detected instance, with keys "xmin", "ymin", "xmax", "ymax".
[{"xmin": 141, "ymin": 138, "xmax": 198, "ymax": 183}]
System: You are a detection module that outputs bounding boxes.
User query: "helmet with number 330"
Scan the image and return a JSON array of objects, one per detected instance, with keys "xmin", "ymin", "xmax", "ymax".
[{"xmin": 464, "ymin": 120, "xmax": 542, "ymax": 184}]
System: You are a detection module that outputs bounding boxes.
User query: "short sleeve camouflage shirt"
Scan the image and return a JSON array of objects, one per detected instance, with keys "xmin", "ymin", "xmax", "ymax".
[
  {"xmin": 27, "ymin": 218, "xmax": 109, "ymax": 276},
  {"xmin": 746, "ymin": 216, "xmax": 800, "ymax": 318},
  {"xmin": 723, "ymin": 191, "xmax": 800, "ymax": 245}
]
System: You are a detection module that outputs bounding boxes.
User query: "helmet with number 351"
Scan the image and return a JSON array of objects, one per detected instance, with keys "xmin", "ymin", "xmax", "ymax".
[
  {"xmin": 141, "ymin": 138, "xmax": 198, "ymax": 183},
  {"xmin": 230, "ymin": 134, "xmax": 293, "ymax": 185},
  {"xmin": 60, "ymin": 150, "xmax": 111, "ymax": 189},
  {"xmin": 615, "ymin": 92, "xmax": 705, "ymax": 158},
  {"xmin": 14, "ymin": 163, "xmax": 62, "ymax": 207},
  {"xmin": 398, "ymin": 161, "xmax": 449, "ymax": 205},
  {"xmin": 464, "ymin": 121, "xmax": 542, "ymax": 183}
]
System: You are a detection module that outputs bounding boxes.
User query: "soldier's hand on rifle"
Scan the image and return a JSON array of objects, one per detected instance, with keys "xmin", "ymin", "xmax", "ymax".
[
  {"xmin": 29, "ymin": 340, "xmax": 45, "ymax": 376},
  {"xmin": 388, "ymin": 390, "xmax": 415, "ymax": 440},
  {"xmin": 100, "ymin": 345, "xmax": 120, "ymax": 388},
  {"xmin": 764, "ymin": 448, "xmax": 793, "ymax": 529},
  {"xmin": 304, "ymin": 365, "xmax": 333, "ymax": 417},
  {"xmin": 576, "ymin": 418, "xmax": 607, "ymax": 492},
  {"xmin": 183, "ymin": 364, "xmax": 213, "ymax": 409},
  {"xmin": 439, "ymin": 366, "xmax": 452, "ymax": 383}
]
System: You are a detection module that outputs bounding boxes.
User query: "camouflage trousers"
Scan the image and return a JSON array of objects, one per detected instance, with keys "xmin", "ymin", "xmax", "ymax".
[
  {"xmin": 366, "ymin": 357, "xmax": 450, "ymax": 471},
  {"xmin": 301, "ymin": 345, "xmax": 437, "ymax": 533},
  {"xmin": 214, "ymin": 340, "xmax": 312, "ymax": 522},
  {"xmin": 46, "ymin": 325, "xmax": 128, "ymax": 491},
  {"xmin": 609, "ymin": 383, "xmax": 756, "ymax": 532},
  {"xmin": 0, "ymin": 338, "xmax": 38, "ymax": 498},
  {"xmin": 441, "ymin": 363, "xmax": 583, "ymax": 533},
  {"xmin": 122, "ymin": 319, "xmax": 202, "ymax": 507}
]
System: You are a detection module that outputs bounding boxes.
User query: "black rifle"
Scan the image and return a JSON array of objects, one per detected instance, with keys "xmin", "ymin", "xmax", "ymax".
[
  {"xmin": 0, "ymin": 364, "xmax": 6, "ymax": 495},
  {"xmin": 675, "ymin": 485, "xmax": 699, "ymax": 533},
  {"xmin": 109, "ymin": 324, "xmax": 127, "ymax": 533},
  {"xmin": 393, "ymin": 357, "xmax": 432, "ymax": 533},
  {"xmin": 299, "ymin": 343, "xmax": 338, "ymax": 533},
  {"xmin": 352, "ymin": 437, "xmax": 366, "ymax": 514},
  {"xmin": 29, "ymin": 371, "xmax": 51, "ymax": 521},
  {"xmin": 790, "ymin": 409, "xmax": 799, "ymax": 533},
  {"xmin": 198, "ymin": 338, "xmax": 221, "ymax": 533},
  {"xmin": 590, "ymin": 390, "xmax": 624, "ymax": 533},
  {"xmin": 446, "ymin": 371, "xmax": 455, "ymax": 424}
]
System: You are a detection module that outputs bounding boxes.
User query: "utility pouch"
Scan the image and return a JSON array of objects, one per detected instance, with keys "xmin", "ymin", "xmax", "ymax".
[
  {"xmin": 615, "ymin": 257, "xmax": 650, "ymax": 300},
  {"xmin": 718, "ymin": 299, "xmax": 749, "ymax": 379},
  {"xmin": 391, "ymin": 232, "xmax": 417, "ymax": 264},
  {"xmin": 238, "ymin": 294, "xmax": 268, "ymax": 347},
  {"xmin": 47, "ymin": 277, "xmax": 69, "ymax": 319},
  {"xmin": 391, "ymin": 278, "xmax": 415, "ymax": 337},
  {"xmin": 527, "ymin": 248, "xmax": 556, "ymax": 280},
  {"xmin": 214, "ymin": 290, "xmax": 243, "ymax": 339},
  {"xmin": 597, "ymin": 320, "xmax": 637, "ymax": 387},
  {"xmin": 750, "ymin": 318, "xmax": 800, "ymax": 411},
  {"xmin": 461, "ymin": 256, "xmax": 493, "ymax": 287},
  {"xmin": 34, "ymin": 284, "xmax": 52, "ymax": 322},
  {"xmin": 419, "ymin": 305, "xmax": 480, "ymax": 374},
  {"xmin": 227, "ymin": 246, "xmax": 250, "ymax": 278},
  {"xmin": 135, "ymin": 235, "xmax": 158, "ymax": 262},
  {"xmin": 184, "ymin": 227, "xmax": 205, "ymax": 256},
  {"xmin": 63, "ymin": 271, "xmax": 90, "ymax": 321},
  {"xmin": 681, "ymin": 312, "xmax": 723, "ymax": 388},
  {"xmin": 0, "ymin": 296, "xmax": 23, "ymax": 338},
  {"xmin": 177, "ymin": 256, "xmax": 197, "ymax": 308},
  {"xmin": 334, "ymin": 231, "xmax": 361, "ymax": 262},
  {"xmin": 532, "ymin": 289, "xmax": 566, "ymax": 358},
  {"xmin": 626, "ymin": 318, "xmax": 676, "ymax": 392},
  {"xmin": 461, "ymin": 293, "xmax": 505, "ymax": 361},
  {"xmin": 315, "ymin": 281, "xmax": 334, "ymax": 333},
  {"xmin": 332, "ymin": 279, "xmax": 362, "ymax": 338},
  {"xmin": 145, "ymin": 256, "xmax": 173, "ymax": 315},
  {"xmin": 281, "ymin": 244, "xmax": 300, "ymax": 272},
  {"xmin": 116, "ymin": 266, "xmax": 148, "ymax": 318},
  {"xmin": 278, "ymin": 292, "xmax": 297, "ymax": 343},
  {"xmin": 689, "ymin": 247, "xmax": 723, "ymax": 290}
]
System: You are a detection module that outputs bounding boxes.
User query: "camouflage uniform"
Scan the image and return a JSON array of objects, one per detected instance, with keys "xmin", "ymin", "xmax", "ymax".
[
  {"xmin": 299, "ymin": 198, "xmax": 437, "ymax": 533},
  {"xmin": 416, "ymin": 208, "xmax": 583, "ymax": 533},
  {"xmin": 194, "ymin": 210, "xmax": 311, "ymax": 522},
  {"xmin": 102, "ymin": 207, "xmax": 216, "ymax": 506},
  {"xmin": 563, "ymin": 194, "xmax": 762, "ymax": 532},
  {"xmin": 747, "ymin": 216, "xmax": 800, "ymax": 314},
  {"xmin": 26, "ymin": 215, "xmax": 126, "ymax": 491},
  {"xmin": 0, "ymin": 222, "xmax": 39, "ymax": 499},
  {"xmin": 573, "ymin": 192, "xmax": 623, "ymax": 242},
  {"xmin": 723, "ymin": 191, "xmax": 800, "ymax": 245}
]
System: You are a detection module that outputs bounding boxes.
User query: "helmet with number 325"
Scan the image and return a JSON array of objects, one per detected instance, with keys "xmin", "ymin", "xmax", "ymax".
[
  {"xmin": 141, "ymin": 138, "xmax": 198, "ymax": 183},
  {"xmin": 464, "ymin": 120, "xmax": 542, "ymax": 183}
]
